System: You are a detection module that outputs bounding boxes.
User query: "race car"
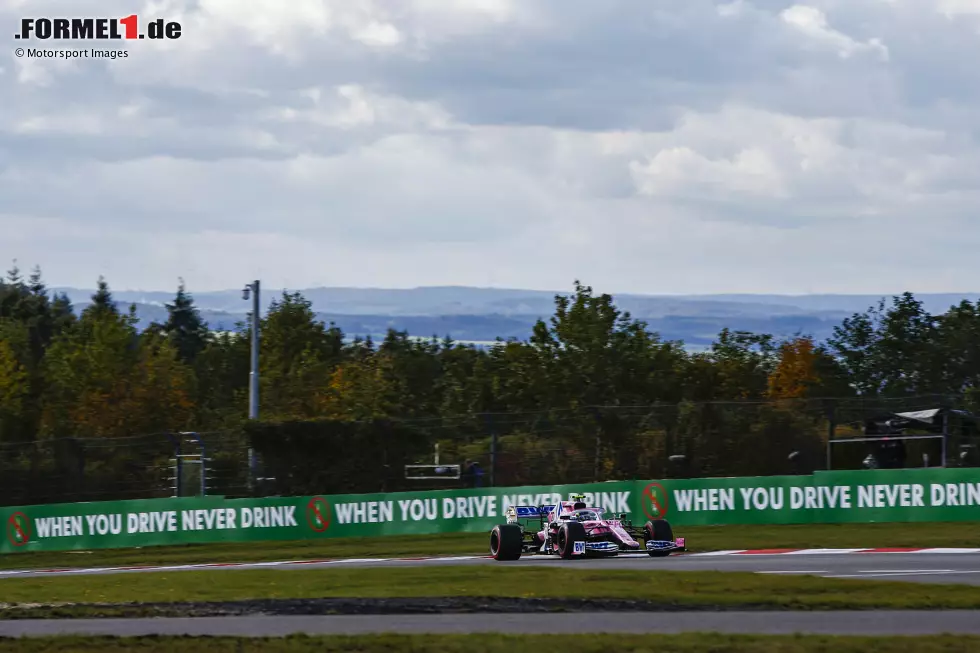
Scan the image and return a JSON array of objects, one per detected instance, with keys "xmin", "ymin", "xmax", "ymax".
[{"xmin": 488, "ymin": 493, "xmax": 686, "ymax": 561}]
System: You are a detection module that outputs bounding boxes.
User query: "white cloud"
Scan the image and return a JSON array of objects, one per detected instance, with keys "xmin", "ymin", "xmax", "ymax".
[
  {"xmin": 631, "ymin": 146, "xmax": 787, "ymax": 199},
  {"xmin": 781, "ymin": 5, "xmax": 889, "ymax": 60},
  {"xmin": 2, "ymin": 0, "xmax": 980, "ymax": 295},
  {"xmin": 267, "ymin": 85, "xmax": 454, "ymax": 131},
  {"xmin": 937, "ymin": 0, "xmax": 980, "ymax": 17}
]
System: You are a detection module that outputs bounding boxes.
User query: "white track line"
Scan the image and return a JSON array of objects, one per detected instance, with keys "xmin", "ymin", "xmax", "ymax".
[
  {"xmin": 826, "ymin": 570, "xmax": 980, "ymax": 579},
  {"xmin": 858, "ymin": 569, "xmax": 955, "ymax": 573},
  {"xmin": 0, "ymin": 555, "xmax": 488, "ymax": 579},
  {"xmin": 3, "ymin": 548, "xmax": 980, "ymax": 578},
  {"xmin": 686, "ymin": 548, "xmax": 980, "ymax": 556}
]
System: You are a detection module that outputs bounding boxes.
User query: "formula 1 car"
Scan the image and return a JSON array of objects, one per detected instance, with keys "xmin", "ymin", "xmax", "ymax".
[{"xmin": 489, "ymin": 493, "xmax": 686, "ymax": 561}]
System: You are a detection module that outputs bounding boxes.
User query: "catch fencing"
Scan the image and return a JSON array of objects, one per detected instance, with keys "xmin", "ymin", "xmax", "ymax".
[
  {"xmin": 3, "ymin": 396, "xmax": 979, "ymax": 508},
  {"xmin": 0, "ymin": 431, "xmax": 250, "ymax": 507}
]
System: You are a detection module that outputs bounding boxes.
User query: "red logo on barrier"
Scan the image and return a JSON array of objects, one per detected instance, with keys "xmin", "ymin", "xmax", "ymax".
[
  {"xmin": 642, "ymin": 483, "xmax": 669, "ymax": 520},
  {"xmin": 6, "ymin": 512, "xmax": 30, "ymax": 547},
  {"xmin": 306, "ymin": 496, "xmax": 331, "ymax": 533}
]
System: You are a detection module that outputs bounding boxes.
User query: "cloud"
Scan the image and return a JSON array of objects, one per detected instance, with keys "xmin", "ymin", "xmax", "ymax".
[
  {"xmin": 937, "ymin": 0, "xmax": 980, "ymax": 17},
  {"xmin": 780, "ymin": 5, "xmax": 889, "ymax": 60},
  {"xmin": 2, "ymin": 0, "xmax": 980, "ymax": 296}
]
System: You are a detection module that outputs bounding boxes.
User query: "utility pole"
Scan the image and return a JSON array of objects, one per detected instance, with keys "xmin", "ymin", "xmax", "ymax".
[{"xmin": 243, "ymin": 280, "xmax": 260, "ymax": 490}]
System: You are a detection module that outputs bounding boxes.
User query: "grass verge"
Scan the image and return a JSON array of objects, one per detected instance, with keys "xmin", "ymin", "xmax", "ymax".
[
  {"xmin": 3, "ymin": 521, "xmax": 980, "ymax": 571},
  {"xmin": 2, "ymin": 635, "xmax": 980, "ymax": 653},
  {"xmin": 3, "ymin": 566, "xmax": 980, "ymax": 611}
]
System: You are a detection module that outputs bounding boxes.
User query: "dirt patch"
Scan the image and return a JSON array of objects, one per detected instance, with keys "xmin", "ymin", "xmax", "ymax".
[{"xmin": 0, "ymin": 596, "xmax": 783, "ymax": 619}]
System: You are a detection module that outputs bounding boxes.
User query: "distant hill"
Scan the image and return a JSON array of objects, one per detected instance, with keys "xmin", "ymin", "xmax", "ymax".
[{"xmin": 53, "ymin": 286, "xmax": 980, "ymax": 349}]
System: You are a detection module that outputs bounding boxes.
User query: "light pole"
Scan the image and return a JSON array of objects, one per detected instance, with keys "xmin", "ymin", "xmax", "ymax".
[{"xmin": 242, "ymin": 280, "xmax": 260, "ymax": 489}]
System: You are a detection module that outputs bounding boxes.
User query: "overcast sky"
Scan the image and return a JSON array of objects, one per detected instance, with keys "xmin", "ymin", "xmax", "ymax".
[{"xmin": 3, "ymin": 0, "xmax": 980, "ymax": 295}]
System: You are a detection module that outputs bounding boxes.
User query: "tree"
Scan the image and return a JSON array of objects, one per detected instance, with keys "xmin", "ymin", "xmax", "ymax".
[
  {"xmin": 4, "ymin": 261, "xmax": 22, "ymax": 289},
  {"xmin": 322, "ymin": 354, "xmax": 402, "ymax": 421},
  {"xmin": 374, "ymin": 330, "xmax": 444, "ymax": 418},
  {"xmin": 494, "ymin": 340, "xmax": 549, "ymax": 412},
  {"xmin": 164, "ymin": 279, "xmax": 208, "ymax": 364},
  {"xmin": 0, "ymin": 266, "xmax": 77, "ymax": 441},
  {"xmin": 85, "ymin": 276, "xmax": 118, "ymax": 319},
  {"xmin": 927, "ymin": 300, "xmax": 980, "ymax": 394},
  {"xmin": 436, "ymin": 338, "xmax": 489, "ymax": 416},
  {"xmin": 49, "ymin": 292, "xmax": 76, "ymax": 336},
  {"xmin": 192, "ymin": 329, "xmax": 250, "ymax": 428},
  {"xmin": 14, "ymin": 266, "xmax": 980, "ymax": 496},
  {"xmin": 527, "ymin": 281, "xmax": 682, "ymax": 410},
  {"xmin": 115, "ymin": 330, "xmax": 195, "ymax": 434},
  {"xmin": 0, "ymin": 262, "xmax": 24, "ymax": 317},
  {"xmin": 708, "ymin": 328, "xmax": 777, "ymax": 400},
  {"xmin": 827, "ymin": 293, "xmax": 938, "ymax": 396},
  {"xmin": 0, "ymin": 338, "xmax": 29, "ymax": 442},
  {"xmin": 21, "ymin": 266, "xmax": 54, "ymax": 367},
  {"xmin": 0, "ymin": 272, "xmax": 32, "ymax": 369},
  {"xmin": 40, "ymin": 287, "xmax": 140, "ymax": 438},
  {"xmin": 768, "ymin": 336, "xmax": 821, "ymax": 400},
  {"xmin": 257, "ymin": 291, "xmax": 345, "ymax": 419}
]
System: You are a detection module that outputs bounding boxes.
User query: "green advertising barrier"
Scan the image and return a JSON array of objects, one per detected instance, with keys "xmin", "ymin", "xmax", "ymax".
[
  {"xmin": 0, "ymin": 481, "xmax": 637, "ymax": 555},
  {"xmin": 645, "ymin": 467, "xmax": 980, "ymax": 526},
  {"xmin": 2, "ymin": 468, "xmax": 979, "ymax": 555}
]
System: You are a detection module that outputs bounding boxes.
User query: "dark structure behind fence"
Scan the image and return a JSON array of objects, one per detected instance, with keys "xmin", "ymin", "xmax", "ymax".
[{"xmin": 2, "ymin": 395, "xmax": 978, "ymax": 507}]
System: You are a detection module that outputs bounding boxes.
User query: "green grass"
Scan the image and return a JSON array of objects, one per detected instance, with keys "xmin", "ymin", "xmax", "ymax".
[
  {"xmin": 4, "ymin": 565, "xmax": 980, "ymax": 610},
  {"xmin": 2, "ymin": 635, "xmax": 980, "ymax": 653},
  {"xmin": 3, "ymin": 521, "xmax": 979, "ymax": 572},
  {"xmin": 0, "ymin": 533, "xmax": 481, "ymax": 571}
]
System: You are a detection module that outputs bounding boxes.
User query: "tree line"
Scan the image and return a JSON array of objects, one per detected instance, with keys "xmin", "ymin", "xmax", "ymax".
[{"xmin": 1, "ymin": 264, "xmax": 978, "ymax": 499}]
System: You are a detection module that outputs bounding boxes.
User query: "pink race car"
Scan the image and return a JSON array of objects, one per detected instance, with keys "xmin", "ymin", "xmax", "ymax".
[{"xmin": 489, "ymin": 493, "xmax": 686, "ymax": 561}]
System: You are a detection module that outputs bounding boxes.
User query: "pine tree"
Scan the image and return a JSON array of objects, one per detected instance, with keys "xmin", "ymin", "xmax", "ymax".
[
  {"xmin": 22, "ymin": 266, "xmax": 53, "ymax": 367},
  {"xmin": 50, "ymin": 292, "xmax": 76, "ymax": 336},
  {"xmin": 27, "ymin": 266, "xmax": 44, "ymax": 297},
  {"xmin": 0, "ymin": 260, "xmax": 26, "ymax": 320},
  {"xmin": 84, "ymin": 276, "xmax": 118, "ymax": 319},
  {"xmin": 164, "ymin": 279, "xmax": 208, "ymax": 363},
  {"xmin": 6, "ymin": 260, "xmax": 22, "ymax": 286}
]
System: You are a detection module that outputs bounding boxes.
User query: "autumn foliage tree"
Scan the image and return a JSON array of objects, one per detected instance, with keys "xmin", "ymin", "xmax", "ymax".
[{"xmin": 768, "ymin": 336, "xmax": 821, "ymax": 400}]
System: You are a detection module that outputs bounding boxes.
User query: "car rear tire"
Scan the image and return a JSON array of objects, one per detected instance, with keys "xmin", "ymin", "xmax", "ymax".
[
  {"xmin": 557, "ymin": 521, "xmax": 586, "ymax": 559},
  {"xmin": 644, "ymin": 519, "xmax": 674, "ymax": 557},
  {"xmin": 490, "ymin": 524, "xmax": 523, "ymax": 561}
]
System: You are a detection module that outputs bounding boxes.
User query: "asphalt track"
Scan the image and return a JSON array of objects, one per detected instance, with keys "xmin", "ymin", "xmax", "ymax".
[
  {"xmin": 4, "ymin": 611, "xmax": 980, "ymax": 637},
  {"xmin": 4, "ymin": 549, "xmax": 980, "ymax": 584}
]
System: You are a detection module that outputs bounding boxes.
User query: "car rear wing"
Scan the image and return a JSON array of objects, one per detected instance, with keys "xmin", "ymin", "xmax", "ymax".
[{"xmin": 504, "ymin": 505, "xmax": 553, "ymax": 523}]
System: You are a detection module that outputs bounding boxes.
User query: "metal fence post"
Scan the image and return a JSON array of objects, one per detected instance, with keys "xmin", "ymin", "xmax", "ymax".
[
  {"xmin": 490, "ymin": 430, "xmax": 497, "ymax": 487},
  {"xmin": 594, "ymin": 432, "xmax": 601, "ymax": 483}
]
